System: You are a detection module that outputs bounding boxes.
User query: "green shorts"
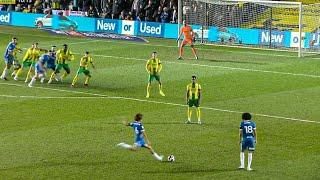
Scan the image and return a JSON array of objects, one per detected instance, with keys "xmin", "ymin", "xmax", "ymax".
[
  {"xmin": 22, "ymin": 61, "xmax": 32, "ymax": 68},
  {"xmin": 148, "ymin": 74, "xmax": 160, "ymax": 82},
  {"xmin": 55, "ymin": 63, "xmax": 70, "ymax": 74},
  {"xmin": 77, "ymin": 67, "xmax": 90, "ymax": 76},
  {"xmin": 188, "ymin": 99, "xmax": 200, "ymax": 107}
]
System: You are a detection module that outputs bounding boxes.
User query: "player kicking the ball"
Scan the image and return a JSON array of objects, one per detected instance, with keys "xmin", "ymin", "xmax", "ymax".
[
  {"xmin": 117, "ymin": 113, "xmax": 164, "ymax": 162},
  {"xmin": 239, "ymin": 112, "xmax": 257, "ymax": 171},
  {"xmin": 177, "ymin": 20, "xmax": 198, "ymax": 60}
]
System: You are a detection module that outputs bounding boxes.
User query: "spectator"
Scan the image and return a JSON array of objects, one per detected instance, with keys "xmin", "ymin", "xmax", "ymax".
[
  {"xmin": 160, "ymin": 7, "xmax": 169, "ymax": 23},
  {"xmin": 52, "ymin": 0, "xmax": 60, "ymax": 10},
  {"xmin": 153, "ymin": 5, "xmax": 162, "ymax": 22},
  {"xmin": 144, "ymin": 0, "xmax": 154, "ymax": 21},
  {"xmin": 23, "ymin": 4, "xmax": 33, "ymax": 13},
  {"xmin": 69, "ymin": 2, "xmax": 74, "ymax": 10},
  {"xmin": 105, "ymin": 0, "xmax": 113, "ymax": 18},
  {"xmin": 34, "ymin": 0, "xmax": 44, "ymax": 13},
  {"xmin": 131, "ymin": 0, "xmax": 140, "ymax": 18},
  {"xmin": 170, "ymin": 5, "xmax": 177, "ymax": 23},
  {"xmin": 126, "ymin": 11, "xmax": 134, "ymax": 20},
  {"xmin": 112, "ymin": 0, "xmax": 120, "ymax": 19},
  {"xmin": 15, "ymin": 4, "xmax": 22, "ymax": 12},
  {"xmin": 136, "ymin": 4, "xmax": 144, "ymax": 21},
  {"xmin": 43, "ymin": 0, "xmax": 51, "ymax": 9},
  {"xmin": 87, "ymin": 5, "xmax": 99, "ymax": 17},
  {"xmin": 119, "ymin": 10, "xmax": 126, "ymax": 20},
  {"xmin": 83, "ymin": 0, "xmax": 92, "ymax": 12},
  {"xmin": 60, "ymin": 0, "xmax": 69, "ymax": 10}
]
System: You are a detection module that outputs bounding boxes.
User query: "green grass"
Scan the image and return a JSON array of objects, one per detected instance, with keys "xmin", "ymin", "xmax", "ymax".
[{"xmin": 0, "ymin": 26, "xmax": 319, "ymax": 179}]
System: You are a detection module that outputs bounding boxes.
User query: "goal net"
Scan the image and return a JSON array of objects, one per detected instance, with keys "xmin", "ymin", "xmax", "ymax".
[{"xmin": 178, "ymin": 0, "xmax": 307, "ymax": 57}]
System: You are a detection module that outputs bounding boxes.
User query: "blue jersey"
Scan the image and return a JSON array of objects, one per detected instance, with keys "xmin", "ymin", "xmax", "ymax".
[
  {"xmin": 130, "ymin": 121, "xmax": 145, "ymax": 143},
  {"xmin": 240, "ymin": 120, "xmax": 256, "ymax": 140},
  {"xmin": 38, "ymin": 54, "xmax": 51, "ymax": 65},
  {"xmin": 4, "ymin": 42, "xmax": 16, "ymax": 58}
]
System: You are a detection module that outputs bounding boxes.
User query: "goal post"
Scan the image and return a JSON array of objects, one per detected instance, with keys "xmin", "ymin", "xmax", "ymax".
[{"xmin": 178, "ymin": 0, "xmax": 306, "ymax": 57}]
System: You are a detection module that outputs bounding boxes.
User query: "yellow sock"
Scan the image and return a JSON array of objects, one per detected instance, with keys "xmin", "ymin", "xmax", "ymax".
[
  {"xmin": 50, "ymin": 72, "xmax": 55, "ymax": 80},
  {"xmin": 16, "ymin": 68, "xmax": 23, "ymax": 77},
  {"xmin": 196, "ymin": 108, "xmax": 201, "ymax": 121},
  {"xmin": 84, "ymin": 76, "xmax": 90, "ymax": 85},
  {"xmin": 147, "ymin": 84, "xmax": 151, "ymax": 94},
  {"xmin": 72, "ymin": 75, "xmax": 78, "ymax": 86},
  {"xmin": 188, "ymin": 107, "xmax": 192, "ymax": 121}
]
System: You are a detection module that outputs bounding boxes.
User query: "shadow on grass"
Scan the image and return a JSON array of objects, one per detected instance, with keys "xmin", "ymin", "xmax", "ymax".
[{"xmin": 143, "ymin": 167, "xmax": 239, "ymax": 174}]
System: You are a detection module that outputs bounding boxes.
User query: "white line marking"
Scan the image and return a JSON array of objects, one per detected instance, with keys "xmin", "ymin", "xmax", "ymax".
[
  {"xmin": 0, "ymin": 82, "xmax": 319, "ymax": 124},
  {"xmin": 0, "ymin": 30, "xmax": 308, "ymax": 59}
]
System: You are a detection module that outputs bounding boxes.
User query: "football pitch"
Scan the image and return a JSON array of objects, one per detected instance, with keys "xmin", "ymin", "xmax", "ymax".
[{"xmin": 0, "ymin": 26, "xmax": 319, "ymax": 179}]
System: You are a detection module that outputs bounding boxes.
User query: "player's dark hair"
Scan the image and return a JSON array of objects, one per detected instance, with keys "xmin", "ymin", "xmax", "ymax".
[
  {"xmin": 242, "ymin": 113, "xmax": 252, "ymax": 120},
  {"xmin": 192, "ymin": 75, "xmax": 197, "ymax": 79},
  {"xmin": 153, "ymin": 51, "xmax": 157, "ymax": 54},
  {"xmin": 12, "ymin": 37, "xmax": 17, "ymax": 40},
  {"xmin": 85, "ymin": 51, "xmax": 89, "ymax": 54},
  {"xmin": 134, "ymin": 113, "xmax": 143, "ymax": 121}
]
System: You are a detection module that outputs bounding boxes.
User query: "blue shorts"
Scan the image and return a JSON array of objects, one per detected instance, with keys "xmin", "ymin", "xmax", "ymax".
[
  {"xmin": 35, "ymin": 64, "xmax": 45, "ymax": 74},
  {"xmin": 241, "ymin": 138, "xmax": 255, "ymax": 152},
  {"xmin": 47, "ymin": 64, "xmax": 56, "ymax": 71},
  {"xmin": 4, "ymin": 55, "xmax": 14, "ymax": 65},
  {"xmin": 134, "ymin": 139, "xmax": 147, "ymax": 148}
]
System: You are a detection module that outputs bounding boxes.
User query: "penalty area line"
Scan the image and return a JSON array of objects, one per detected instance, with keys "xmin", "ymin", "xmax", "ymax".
[{"xmin": 0, "ymin": 82, "xmax": 319, "ymax": 124}]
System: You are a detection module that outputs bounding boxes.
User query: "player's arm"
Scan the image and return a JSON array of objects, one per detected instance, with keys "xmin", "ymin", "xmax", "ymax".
[
  {"xmin": 158, "ymin": 61, "xmax": 162, "ymax": 73},
  {"xmin": 40, "ymin": 48, "xmax": 48, "ymax": 53},
  {"xmin": 145, "ymin": 60, "xmax": 150, "ymax": 73},
  {"xmin": 253, "ymin": 128, "xmax": 257, "ymax": 144},
  {"xmin": 186, "ymin": 88, "xmax": 190, "ymax": 104},
  {"xmin": 198, "ymin": 89, "xmax": 201, "ymax": 105},
  {"xmin": 239, "ymin": 128, "xmax": 243, "ymax": 144},
  {"xmin": 22, "ymin": 50, "xmax": 31, "ymax": 61},
  {"xmin": 122, "ymin": 120, "xmax": 131, "ymax": 126}
]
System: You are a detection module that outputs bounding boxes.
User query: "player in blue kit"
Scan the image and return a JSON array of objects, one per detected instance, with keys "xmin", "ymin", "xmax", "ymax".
[
  {"xmin": 46, "ymin": 46, "xmax": 57, "ymax": 82},
  {"xmin": 28, "ymin": 51, "xmax": 55, "ymax": 87},
  {"xmin": 117, "ymin": 113, "xmax": 164, "ymax": 161},
  {"xmin": 239, "ymin": 112, "xmax": 257, "ymax": 171},
  {"xmin": 1, "ymin": 37, "xmax": 18, "ymax": 80}
]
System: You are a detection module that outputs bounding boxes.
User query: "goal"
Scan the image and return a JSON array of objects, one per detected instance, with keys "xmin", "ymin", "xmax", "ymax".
[{"xmin": 178, "ymin": 0, "xmax": 308, "ymax": 57}]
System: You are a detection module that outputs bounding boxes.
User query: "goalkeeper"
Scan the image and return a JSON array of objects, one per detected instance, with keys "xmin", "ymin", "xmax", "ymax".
[{"xmin": 177, "ymin": 20, "xmax": 198, "ymax": 60}]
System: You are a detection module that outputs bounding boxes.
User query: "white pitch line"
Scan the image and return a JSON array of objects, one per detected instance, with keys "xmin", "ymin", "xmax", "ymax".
[
  {"xmin": 0, "ymin": 30, "xmax": 304, "ymax": 59},
  {"xmin": 87, "ymin": 54, "xmax": 320, "ymax": 78},
  {"xmin": 0, "ymin": 82, "xmax": 319, "ymax": 124}
]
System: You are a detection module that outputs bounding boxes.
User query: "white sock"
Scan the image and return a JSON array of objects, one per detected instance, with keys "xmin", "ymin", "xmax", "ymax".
[
  {"xmin": 152, "ymin": 152, "xmax": 163, "ymax": 161},
  {"xmin": 29, "ymin": 77, "xmax": 36, "ymax": 86},
  {"xmin": 1, "ymin": 69, "xmax": 8, "ymax": 78},
  {"xmin": 117, "ymin": 142, "xmax": 133, "ymax": 149},
  {"xmin": 248, "ymin": 152, "xmax": 253, "ymax": 169},
  {"xmin": 40, "ymin": 77, "xmax": 45, "ymax": 83},
  {"xmin": 240, "ymin": 152, "xmax": 245, "ymax": 167}
]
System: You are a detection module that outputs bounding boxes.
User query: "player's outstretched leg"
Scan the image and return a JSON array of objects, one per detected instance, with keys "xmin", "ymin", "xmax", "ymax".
[
  {"xmin": 14, "ymin": 67, "xmax": 23, "ymax": 80},
  {"xmin": 239, "ymin": 152, "xmax": 245, "ymax": 169},
  {"xmin": 25, "ymin": 67, "xmax": 33, "ymax": 83},
  {"xmin": 146, "ymin": 83, "xmax": 151, "ymax": 98},
  {"xmin": 117, "ymin": 142, "xmax": 134, "ymax": 150},
  {"xmin": 247, "ymin": 152, "xmax": 253, "ymax": 171},
  {"xmin": 196, "ymin": 107, "xmax": 201, "ymax": 124},
  {"xmin": 177, "ymin": 45, "xmax": 184, "ymax": 60},
  {"xmin": 146, "ymin": 145, "xmax": 163, "ymax": 161}
]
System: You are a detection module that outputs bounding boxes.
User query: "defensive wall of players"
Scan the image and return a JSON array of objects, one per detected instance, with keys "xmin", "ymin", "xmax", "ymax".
[{"xmin": 1, "ymin": 10, "xmax": 320, "ymax": 48}]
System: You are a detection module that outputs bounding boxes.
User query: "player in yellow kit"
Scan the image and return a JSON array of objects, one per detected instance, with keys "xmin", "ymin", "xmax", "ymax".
[
  {"xmin": 145, "ymin": 52, "xmax": 165, "ymax": 98},
  {"xmin": 48, "ymin": 44, "xmax": 74, "ymax": 84},
  {"xmin": 14, "ymin": 43, "xmax": 35, "ymax": 81},
  {"xmin": 186, "ymin": 75, "xmax": 202, "ymax": 124},
  {"xmin": 71, "ymin": 51, "xmax": 95, "ymax": 87}
]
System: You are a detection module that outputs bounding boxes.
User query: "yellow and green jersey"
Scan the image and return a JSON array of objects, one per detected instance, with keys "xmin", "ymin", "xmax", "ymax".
[
  {"xmin": 32, "ymin": 48, "xmax": 42, "ymax": 62},
  {"xmin": 23, "ymin": 48, "xmax": 34, "ymax": 62},
  {"xmin": 79, "ymin": 56, "xmax": 93, "ymax": 68},
  {"xmin": 187, "ymin": 83, "xmax": 201, "ymax": 100},
  {"xmin": 56, "ymin": 49, "xmax": 74, "ymax": 64},
  {"xmin": 146, "ymin": 58, "xmax": 162, "ymax": 74}
]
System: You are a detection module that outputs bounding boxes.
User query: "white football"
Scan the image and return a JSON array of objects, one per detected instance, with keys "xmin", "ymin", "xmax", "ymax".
[{"xmin": 168, "ymin": 155, "xmax": 175, "ymax": 162}]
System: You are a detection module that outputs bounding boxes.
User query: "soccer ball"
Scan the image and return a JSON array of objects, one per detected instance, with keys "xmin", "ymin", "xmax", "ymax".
[{"xmin": 168, "ymin": 155, "xmax": 175, "ymax": 162}]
